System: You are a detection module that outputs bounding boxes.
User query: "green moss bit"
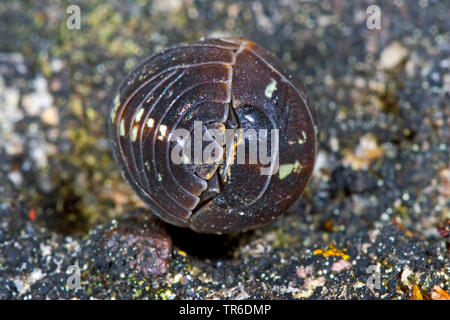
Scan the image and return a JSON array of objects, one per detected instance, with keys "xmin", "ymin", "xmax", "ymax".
[
  {"xmin": 279, "ymin": 161, "xmax": 303, "ymax": 180},
  {"xmin": 265, "ymin": 78, "xmax": 277, "ymax": 98}
]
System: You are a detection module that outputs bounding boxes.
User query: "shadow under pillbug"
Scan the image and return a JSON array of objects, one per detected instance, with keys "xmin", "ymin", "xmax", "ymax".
[{"xmin": 109, "ymin": 38, "xmax": 318, "ymax": 234}]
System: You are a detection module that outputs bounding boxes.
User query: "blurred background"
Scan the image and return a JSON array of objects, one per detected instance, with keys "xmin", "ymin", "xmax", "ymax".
[{"xmin": 0, "ymin": 0, "xmax": 448, "ymax": 299}]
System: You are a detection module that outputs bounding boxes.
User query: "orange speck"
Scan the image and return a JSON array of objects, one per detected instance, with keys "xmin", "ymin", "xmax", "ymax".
[
  {"xmin": 313, "ymin": 244, "xmax": 350, "ymax": 260},
  {"xmin": 29, "ymin": 209, "xmax": 36, "ymax": 221},
  {"xmin": 411, "ymin": 284, "xmax": 423, "ymax": 300},
  {"xmin": 431, "ymin": 285, "xmax": 450, "ymax": 300},
  {"xmin": 405, "ymin": 230, "xmax": 414, "ymax": 238}
]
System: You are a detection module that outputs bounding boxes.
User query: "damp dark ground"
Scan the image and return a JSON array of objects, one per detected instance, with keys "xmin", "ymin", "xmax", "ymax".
[{"xmin": 0, "ymin": 0, "xmax": 449, "ymax": 299}]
